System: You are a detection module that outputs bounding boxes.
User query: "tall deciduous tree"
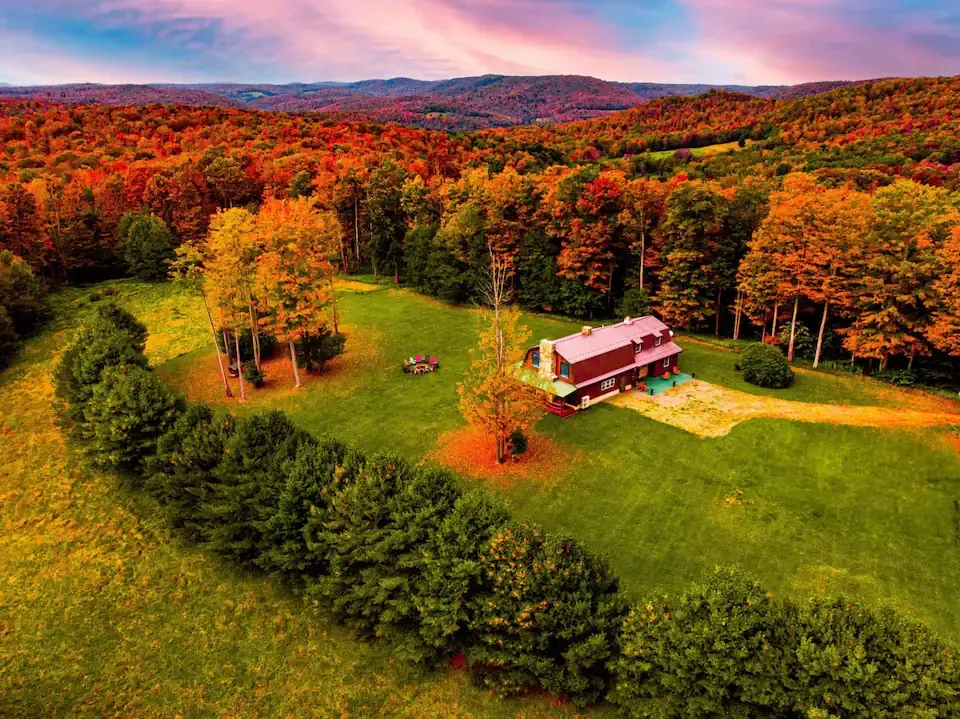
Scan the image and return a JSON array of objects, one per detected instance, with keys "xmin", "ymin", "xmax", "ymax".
[
  {"xmin": 844, "ymin": 181, "xmax": 958, "ymax": 368},
  {"xmin": 619, "ymin": 177, "xmax": 666, "ymax": 291},
  {"xmin": 204, "ymin": 207, "xmax": 261, "ymax": 400},
  {"xmin": 366, "ymin": 160, "xmax": 408, "ymax": 283},
  {"xmin": 929, "ymin": 226, "xmax": 960, "ymax": 363},
  {"xmin": 254, "ymin": 197, "xmax": 341, "ymax": 388},
  {"xmin": 458, "ymin": 247, "xmax": 541, "ymax": 464},
  {"xmin": 655, "ymin": 180, "xmax": 728, "ymax": 330},
  {"xmin": 170, "ymin": 241, "xmax": 232, "ymax": 398}
]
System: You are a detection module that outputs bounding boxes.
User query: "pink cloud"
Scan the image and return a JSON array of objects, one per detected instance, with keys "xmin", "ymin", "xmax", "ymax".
[
  {"xmin": 681, "ymin": 0, "xmax": 960, "ymax": 83},
  {"xmin": 2, "ymin": 0, "xmax": 696, "ymax": 83}
]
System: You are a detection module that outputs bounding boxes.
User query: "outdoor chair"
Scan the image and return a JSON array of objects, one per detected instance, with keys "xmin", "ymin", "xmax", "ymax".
[{"xmin": 416, "ymin": 354, "xmax": 423, "ymax": 363}]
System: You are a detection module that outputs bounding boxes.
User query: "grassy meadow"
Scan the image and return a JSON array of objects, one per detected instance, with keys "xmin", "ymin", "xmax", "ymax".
[{"xmin": 2, "ymin": 277, "xmax": 960, "ymax": 716}]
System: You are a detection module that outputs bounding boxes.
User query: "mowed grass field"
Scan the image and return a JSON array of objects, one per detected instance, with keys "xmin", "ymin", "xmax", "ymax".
[{"xmin": 3, "ymin": 278, "xmax": 960, "ymax": 715}]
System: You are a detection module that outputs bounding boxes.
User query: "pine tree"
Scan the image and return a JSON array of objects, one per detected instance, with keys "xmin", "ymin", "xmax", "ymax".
[
  {"xmin": 304, "ymin": 456, "xmax": 461, "ymax": 655},
  {"xmin": 146, "ymin": 405, "xmax": 235, "ymax": 540},
  {"xmin": 203, "ymin": 411, "xmax": 315, "ymax": 565},
  {"xmin": 80, "ymin": 364, "xmax": 185, "ymax": 478},
  {"xmin": 413, "ymin": 489, "xmax": 510, "ymax": 664},
  {"xmin": 468, "ymin": 523, "xmax": 628, "ymax": 706}
]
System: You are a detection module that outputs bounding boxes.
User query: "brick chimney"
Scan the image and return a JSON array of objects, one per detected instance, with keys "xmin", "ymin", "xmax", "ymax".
[{"xmin": 581, "ymin": 326, "xmax": 593, "ymax": 336}]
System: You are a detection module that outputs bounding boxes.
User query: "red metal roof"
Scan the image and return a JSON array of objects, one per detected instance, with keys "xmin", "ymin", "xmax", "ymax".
[
  {"xmin": 554, "ymin": 316, "xmax": 671, "ymax": 363},
  {"xmin": 573, "ymin": 341, "xmax": 683, "ymax": 388}
]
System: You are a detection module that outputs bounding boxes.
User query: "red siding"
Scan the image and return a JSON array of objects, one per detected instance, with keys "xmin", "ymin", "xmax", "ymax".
[
  {"xmin": 574, "ymin": 369, "xmax": 635, "ymax": 404},
  {"xmin": 572, "ymin": 345, "xmax": 635, "ymax": 384}
]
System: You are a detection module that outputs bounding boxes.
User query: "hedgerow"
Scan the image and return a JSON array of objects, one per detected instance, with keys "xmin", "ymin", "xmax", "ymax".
[{"xmin": 53, "ymin": 313, "xmax": 960, "ymax": 714}]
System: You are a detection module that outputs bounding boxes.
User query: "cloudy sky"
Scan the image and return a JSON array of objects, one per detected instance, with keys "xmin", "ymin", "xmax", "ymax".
[{"xmin": 1, "ymin": 0, "xmax": 958, "ymax": 86}]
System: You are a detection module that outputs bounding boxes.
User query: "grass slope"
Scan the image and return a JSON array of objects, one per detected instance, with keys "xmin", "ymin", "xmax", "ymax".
[
  {"xmin": 2, "ymin": 279, "xmax": 959, "ymax": 715},
  {"xmin": 0, "ymin": 281, "xmax": 584, "ymax": 718}
]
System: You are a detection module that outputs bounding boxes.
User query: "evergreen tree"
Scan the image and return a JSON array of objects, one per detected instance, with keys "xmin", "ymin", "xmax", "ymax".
[
  {"xmin": 118, "ymin": 212, "xmax": 176, "ymax": 280},
  {"xmin": 304, "ymin": 457, "xmax": 461, "ymax": 656},
  {"xmin": 256, "ymin": 438, "xmax": 364, "ymax": 585},
  {"xmin": 414, "ymin": 490, "xmax": 509, "ymax": 664},
  {"xmin": 204, "ymin": 411, "xmax": 315, "ymax": 565},
  {"xmin": 0, "ymin": 250, "xmax": 47, "ymax": 336},
  {"xmin": 609, "ymin": 568, "xmax": 789, "ymax": 718},
  {"xmin": 146, "ymin": 405, "xmax": 236, "ymax": 540},
  {"xmin": 80, "ymin": 364, "xmax": 184, "ymax": 478},
  {"xmin": 468, "ymin": 523, "xmax": 628, "ymax": 705},
  {"xmin": 54, "ymin": 302, "xmax": 149, "ymax": 422},
  {"xmin": 0, "ymin": 305, "xmax": 21, "ymax": 370}
]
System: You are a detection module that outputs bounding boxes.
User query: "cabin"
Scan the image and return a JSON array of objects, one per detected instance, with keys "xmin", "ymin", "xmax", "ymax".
[{"xmin": 517, "ymin": 315, "xmax": 682, "ymax": 416}]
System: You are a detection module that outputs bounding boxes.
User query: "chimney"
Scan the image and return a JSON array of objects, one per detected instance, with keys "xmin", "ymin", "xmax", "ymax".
[
  {"xmin": 581, "ymin": 326, "xmax": 593, "ymax": 336},
  {"xmin": 624, "ymin": 316, "xmax": 632, "ymax": 324},
  {"xmin": 538, "ymin": 339, "xmax": 556, "ymax": 380}
]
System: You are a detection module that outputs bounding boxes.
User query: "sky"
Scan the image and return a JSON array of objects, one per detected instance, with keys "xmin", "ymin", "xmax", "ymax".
[{"xmin": 0, "ymin": 0, "xmax": 958, "ymax": 86}]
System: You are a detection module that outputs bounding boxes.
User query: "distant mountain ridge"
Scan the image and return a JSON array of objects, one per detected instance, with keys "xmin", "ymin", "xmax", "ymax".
[{"xmin": 0, "ymin": 75, "xmax": 869, "ymax": 130}]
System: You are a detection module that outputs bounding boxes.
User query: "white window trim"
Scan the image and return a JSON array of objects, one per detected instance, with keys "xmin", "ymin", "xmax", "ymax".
[
  {"xmin": 532, "ymin": 352, "xmax": 540, "ymax": 368},
  {"xmin": 663, "ymin": 358, "xmax": 670, "ymax": 368},
  {"xmin": 600, "ymin": 377, "xmax": 616, "ymax": 392},
  {"xmin": 560, "ymin": 363, "xmax": 570, "ymax": 379},
  {"xmin": 655, "ymin": 335, "xmax": 663, "ymax": 347}
]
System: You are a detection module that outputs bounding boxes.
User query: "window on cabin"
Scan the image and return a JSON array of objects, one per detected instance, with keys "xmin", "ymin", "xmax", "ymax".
[
  {"xmin": 559, "ymin": 362, "xmax": 570, "ymax": 380},
  {"xmin": 633, "ymin": 341, "xmax": 642, "ymax": 353},
  {"xmin": 655, "ymin": 335, "xmax": 663, "ymax": 347},
  {"xmin": 601, "ymin": 378, "xmax": 616, "ymax": 391},
  {"xmin": 663, "ymin": 358, "xmax": 670, "ymax": 368},
  {"xmin": 532, "ymin": 351, "xmax": 540, "ymax": 368}
]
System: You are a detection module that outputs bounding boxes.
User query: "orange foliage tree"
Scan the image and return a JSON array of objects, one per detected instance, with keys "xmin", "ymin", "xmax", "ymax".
[
  {"xmin": 929, "ymin": 226, "xmax": 960, "ymax": 362},
  {"xmin": 458, "ymin": 248, "xmax": 542, "ymax": 464},
  {"xmin": 254, "ymin": 198, "xmax": 341, "ymax": 388}
]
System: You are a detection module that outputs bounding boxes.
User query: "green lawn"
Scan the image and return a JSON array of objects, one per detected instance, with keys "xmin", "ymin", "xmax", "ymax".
[
  {"xmin": 645, "ymin": 139, "xmax": 753, "ymax": 161},
  {"xmin": 3, "ymin": 279, "xmax": 960, "ymax": 715}
]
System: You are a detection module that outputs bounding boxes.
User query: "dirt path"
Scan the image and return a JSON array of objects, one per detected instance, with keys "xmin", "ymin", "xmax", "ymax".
[{"xmin": 610, "ymin": 380, "xmax": 960, "ymax": 438}]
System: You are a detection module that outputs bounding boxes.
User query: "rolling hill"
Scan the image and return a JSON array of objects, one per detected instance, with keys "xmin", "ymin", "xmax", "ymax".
[{"xmin": 0, "ymin": 75, "xmax": 864, "ymax": 130}]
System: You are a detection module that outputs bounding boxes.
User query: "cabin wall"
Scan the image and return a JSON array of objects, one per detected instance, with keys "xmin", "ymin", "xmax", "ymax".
[
  {"xmin": 573, "ymin": 368, "xmax": 635, "ymax": 405},
  {"xmin": 573, "ymin": 345, "xmax": 635, "ymax": 384}
]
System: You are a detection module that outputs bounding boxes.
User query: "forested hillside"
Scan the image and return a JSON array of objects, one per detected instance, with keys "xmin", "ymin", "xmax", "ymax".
[
  {"xmin": 2, "ymin": 75, "xmax": 960, "ymax": 386},
  {"xmin": 0, "ymin": 75, "xmax": 861, "ymax": 130}
]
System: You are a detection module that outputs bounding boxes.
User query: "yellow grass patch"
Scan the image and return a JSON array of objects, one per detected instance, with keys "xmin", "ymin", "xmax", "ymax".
[{"xmin": 611, "ymin": 380, "xmax": 960, "ymax": 438}]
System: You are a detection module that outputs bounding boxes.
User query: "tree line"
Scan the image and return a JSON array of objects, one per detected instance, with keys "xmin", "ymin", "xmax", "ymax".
[{"xmin": 49, "ymin": 299, "xmax": 960, "ymax": 715}]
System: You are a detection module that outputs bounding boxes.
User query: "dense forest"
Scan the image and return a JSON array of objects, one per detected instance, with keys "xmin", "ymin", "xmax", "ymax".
[
  {"xmin": 0, "ymin": 75, "xmax": 862, "ymax": 131},
  {"xmin": 2, "ymin": 75, "xmax": 960, "ymax": 387}
]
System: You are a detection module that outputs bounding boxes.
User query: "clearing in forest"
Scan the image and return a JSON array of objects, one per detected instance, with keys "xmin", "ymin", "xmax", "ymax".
[{"xmin": 610, "ymin": 379, "xmax": 960, "ymax": 438}]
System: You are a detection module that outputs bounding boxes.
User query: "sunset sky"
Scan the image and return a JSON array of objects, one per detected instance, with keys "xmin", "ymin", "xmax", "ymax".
[{"xmin": 1, "ymin": 0, "xmax": 958, "ymax": 86}]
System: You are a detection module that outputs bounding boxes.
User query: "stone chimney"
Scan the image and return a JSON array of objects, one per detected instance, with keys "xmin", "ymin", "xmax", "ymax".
[
  {"xmin": 539, "ymin": 339, "xmax": 556, "ymax": 379},
  {"xmin": 581, "ymin": 326, "xmax": 593, "ymax": 336}
]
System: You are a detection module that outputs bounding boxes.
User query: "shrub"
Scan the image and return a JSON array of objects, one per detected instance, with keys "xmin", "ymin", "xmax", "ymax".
[
  {"xmin": 146, "ymin": 405, "xmax": 236, "ymax": 540},
  {"xmin": 255, "ymin": 438, "xmax": 363, "ymax": 584},
  {"xmin": 414, "ymin": 489, "xmax": 510, "ymax": 664},
  {"xmin": 508, "ymin": 427, "xmax": 528, "ymax": 456},
  {"xmin": 738, "ymin": 342, "xmax": 794, "ymax": 389},
  {"xmin": 243, "ymin": 363, "xmax": 265, "ymax": 388},
  {"xmin": 299, "ymin": 326, "xmax": 346, "ymax": 372},
  {"xmin": 217, "ymin": 327, "xmax": 278, "ymax": 364},
  {"xmin": 784, "ymin": 596, "xmax": 960, "ymax": 717},
  {"xmin": 204, "ymin": 411, "xmax": 315, "ymax": 565},
  {"xmin": 616, "ymin": 288, "xmax": 652, "ymax": 319},
  {"xmin": 0, "ymin": 305, "xmax": 21, "ymax": 370},
  {"xmin": 80, "ymin": 364, "xmax": 185, "ymax": 477},
  {"xmin": 305, "ymin": 457, "xmax": 462, "ymax": 658},
  {"xmin": 609, "ymin": 568, "xmax": 789, "ymax": 718},
  {"xmin": 468, "ymin": 523, "xmax": 628, "ymax": 705},
  {"xmin": 118, "ymin": 212, "xmax": 176, "ymax": 280}
]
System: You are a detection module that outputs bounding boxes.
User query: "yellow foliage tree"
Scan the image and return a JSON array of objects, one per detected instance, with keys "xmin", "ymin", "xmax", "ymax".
[{"xmin": 254, "ymin": 197, "xmax": 342, "ymax": 387}]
